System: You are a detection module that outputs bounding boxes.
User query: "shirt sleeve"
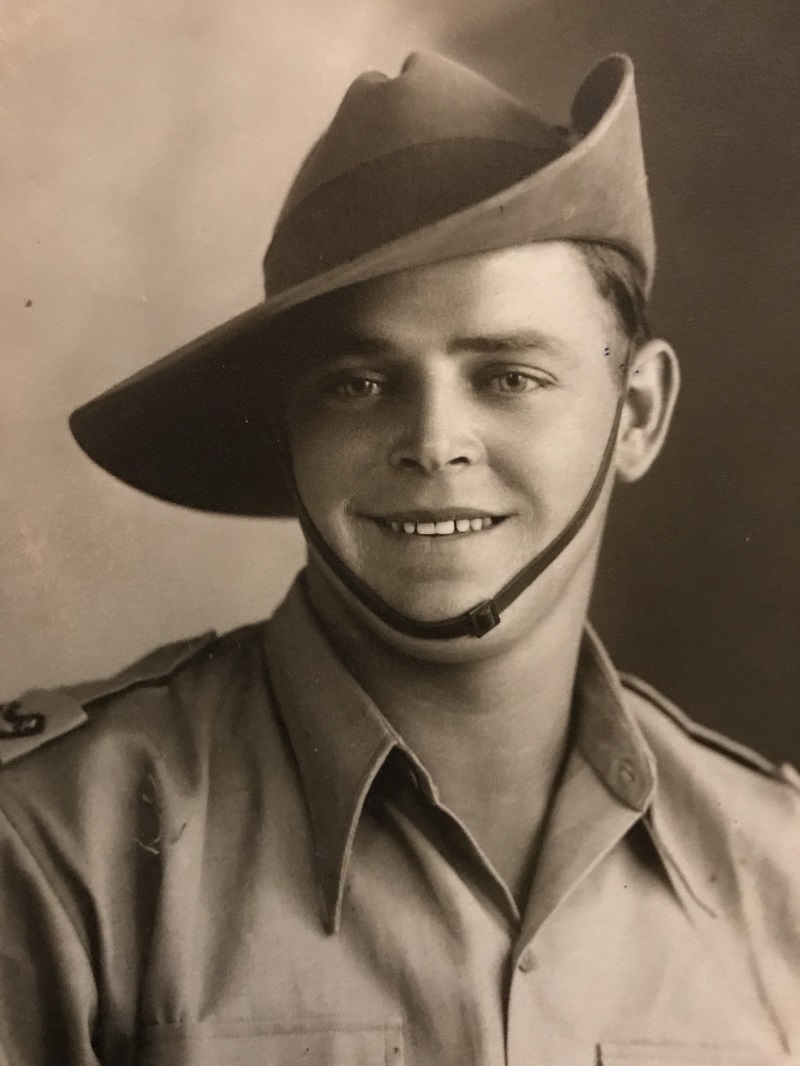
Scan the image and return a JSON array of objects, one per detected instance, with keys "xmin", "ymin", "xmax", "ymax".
[{"xmin": 0, "ymin": 806, "xmax": 100, "ymax": 1066}]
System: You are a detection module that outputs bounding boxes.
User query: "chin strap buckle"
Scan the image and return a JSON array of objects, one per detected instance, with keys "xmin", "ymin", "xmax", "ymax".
[{"xmin": 467, "ymin": 600, "xmax": 501, "ymax": 638}]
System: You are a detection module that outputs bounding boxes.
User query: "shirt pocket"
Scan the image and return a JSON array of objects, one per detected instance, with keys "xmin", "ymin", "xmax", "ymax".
[
  {"xmin": 598, "ymin": 1042, "xmax": 794, "ymax": 1066},
  {"xmin": 139, "ymin": 1019, "xmax": 404, "ymax": 1066}
]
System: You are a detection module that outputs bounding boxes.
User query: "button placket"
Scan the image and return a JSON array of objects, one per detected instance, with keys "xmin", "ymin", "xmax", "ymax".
[{"xmin": 507, "ymin": 939, "xmax": 544, "ymax": 1066}]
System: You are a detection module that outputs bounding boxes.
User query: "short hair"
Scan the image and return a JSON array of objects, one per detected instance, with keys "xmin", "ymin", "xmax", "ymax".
[{"xmin": 573, "ymin": 240, "xmax": 651, "ymax": 377}]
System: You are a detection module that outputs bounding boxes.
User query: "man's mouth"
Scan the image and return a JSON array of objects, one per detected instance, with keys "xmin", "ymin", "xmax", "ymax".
[{"xmin": 368, "ymin": 510, "xmax": 508, "ymax": 537}]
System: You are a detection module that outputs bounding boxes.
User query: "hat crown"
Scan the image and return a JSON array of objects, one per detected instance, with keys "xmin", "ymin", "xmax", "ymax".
[{"xmin": 279, "ymin": 51, "xmax": 564, "ymax": 222}]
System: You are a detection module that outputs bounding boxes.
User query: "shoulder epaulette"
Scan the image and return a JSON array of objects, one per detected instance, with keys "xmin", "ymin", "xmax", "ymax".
[
  {"xmin": 620, "ymin": 671, "xmax": 800, "ymax": 791},
  {"xmin": 0, "ymin": 631, "xmax": 216, "ymax": 769}
]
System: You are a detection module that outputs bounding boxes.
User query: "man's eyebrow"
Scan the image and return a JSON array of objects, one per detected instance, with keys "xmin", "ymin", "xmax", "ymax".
[
  {"xmin": 447, "ymin": 330, "xmax": 563, "ymax": 355},
  {"xmin": 320, "ymin": 330, "xmax": 396, "ymax": 357},
  {"xmin": 306, "ymin": 328, "xmax": 567, "ymax": 361}
]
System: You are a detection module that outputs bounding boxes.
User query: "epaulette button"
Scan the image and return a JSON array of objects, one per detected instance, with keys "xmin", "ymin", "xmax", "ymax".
[{"xmin": 778, "ymin": 762, "xmax": 800, "ymax": 792}]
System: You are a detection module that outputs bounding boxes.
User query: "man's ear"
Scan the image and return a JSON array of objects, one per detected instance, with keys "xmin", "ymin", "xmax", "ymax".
[{"xmin": 615, "ymin": 338, "xmax": 680, "ymax": 483}]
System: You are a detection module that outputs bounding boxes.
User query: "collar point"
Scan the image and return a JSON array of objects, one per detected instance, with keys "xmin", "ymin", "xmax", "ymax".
[{"xmin": 320, "ymin": 887, "xmax": 343, "ymax": 936}]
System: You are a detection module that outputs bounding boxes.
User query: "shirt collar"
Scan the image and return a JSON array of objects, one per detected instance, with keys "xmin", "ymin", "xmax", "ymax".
[
  {"xmin": 264, "ymin": 577, "xmax": 712, "ymax": 932},
  {"xmin": 264, "ymin": 578, "xmax": 399, "ymax": 933},
  {"xmin": 574, "ymin": 622, "xmax": 656, "ymax": 811},
  {"xmin": 577, "ymin": 625, "xmax": 719, "ymax": 918}
]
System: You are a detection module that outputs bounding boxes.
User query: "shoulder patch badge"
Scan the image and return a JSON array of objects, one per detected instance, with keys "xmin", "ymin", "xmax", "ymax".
[
  {"xmin": 0, "ymin": 700, "xmax": 45, "ymax": 740},
  {"xmin": 0, "ymin": 690, "xmax": 88, "ymax": 767},
  {"xmin": 0, "ymin": 631, "xmax": 217, "ymax": 769},
  {"xmin": 620, "ymin": 671, "xmax": 786, "ymax": 782}
]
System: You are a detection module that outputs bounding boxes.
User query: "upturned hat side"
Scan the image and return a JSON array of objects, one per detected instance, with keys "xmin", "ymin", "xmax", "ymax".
[{"xmin": 70, "ymin": 51, "xmax": 654, "ymax": 517}]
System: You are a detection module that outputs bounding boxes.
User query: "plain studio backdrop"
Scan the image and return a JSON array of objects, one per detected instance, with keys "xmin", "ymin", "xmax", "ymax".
[{"xmin": 2, "ymin": 0, "xmax": 799, "ymax": 762}]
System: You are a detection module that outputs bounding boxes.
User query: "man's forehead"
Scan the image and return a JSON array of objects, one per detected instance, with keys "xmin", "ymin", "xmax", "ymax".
[
  {"xmin": 317, "ymin": 242, "xmax": 595, "ymax": 319},
  {"xmin": 308, "ymin": 244, "xmax": 607, "ymax": 351}
]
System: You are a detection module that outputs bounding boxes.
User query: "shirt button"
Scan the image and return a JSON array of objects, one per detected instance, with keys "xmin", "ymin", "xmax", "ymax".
[
  {"xmin": 618, "ymin": 758, "xmax": 637, "ymax": 787},
  {"xmin": 517, "ymin": 949, "xmax": 535, "ymax": 973}
]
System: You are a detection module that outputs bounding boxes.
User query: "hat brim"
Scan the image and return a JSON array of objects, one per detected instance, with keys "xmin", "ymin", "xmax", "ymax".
[{"xmin": 70, "ymin": 53, "xmax": 651, "ymax": 517}]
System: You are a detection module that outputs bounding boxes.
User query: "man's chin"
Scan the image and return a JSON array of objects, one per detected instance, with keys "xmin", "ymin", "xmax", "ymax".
[
  {"xmin": 308, "ymin": 547, "xmax": 517, "ymax": 628},
  {"xmin": 360, "ymin": 581, "xmax": 496, "ymax": 624}
]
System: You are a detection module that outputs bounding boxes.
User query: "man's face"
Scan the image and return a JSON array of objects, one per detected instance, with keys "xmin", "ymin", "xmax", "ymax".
[{"xmin": 284, "ymin": 242, "xmax": 622, "ymax": 624}]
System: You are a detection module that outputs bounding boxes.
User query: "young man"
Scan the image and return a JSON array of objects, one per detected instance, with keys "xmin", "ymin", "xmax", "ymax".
[{"xmin": 2, "ymin": 52, "xmax": 799, "ymax": 1065}]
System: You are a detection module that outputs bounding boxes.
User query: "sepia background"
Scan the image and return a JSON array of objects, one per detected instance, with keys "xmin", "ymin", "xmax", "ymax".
[{"xmin": 2, "ymin": 0, "xmax": 799, "ymax": 761}]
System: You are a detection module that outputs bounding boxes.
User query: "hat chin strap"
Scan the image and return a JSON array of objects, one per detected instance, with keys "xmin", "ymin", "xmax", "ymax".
[{"xmin": 293, "ymin": 372, "xmax": 628, "ymax": 641}]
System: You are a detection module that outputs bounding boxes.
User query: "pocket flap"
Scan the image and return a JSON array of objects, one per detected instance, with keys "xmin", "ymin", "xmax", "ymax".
[
  {"xmin": 141, "ymin": 1019, "xmax": 404, "ymax": 1066},
  {"xmin": 599, "ymin": 1043, "xmax": 794, "ymax": 1066}
]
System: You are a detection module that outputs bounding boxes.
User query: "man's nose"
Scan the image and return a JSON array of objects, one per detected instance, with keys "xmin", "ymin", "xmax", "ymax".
[{"xmin": 388, "ymin": 379, "xmax": 481, "ymax": 474}]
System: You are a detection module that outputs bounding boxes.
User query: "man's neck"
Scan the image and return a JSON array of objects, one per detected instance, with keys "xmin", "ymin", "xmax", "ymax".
[{"xmin": 303, "ymin": 562, "xmax": 593, "ymax": 905}]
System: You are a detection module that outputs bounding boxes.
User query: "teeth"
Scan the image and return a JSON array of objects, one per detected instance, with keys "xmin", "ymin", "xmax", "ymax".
[{"xmin": 385, "ymin": 516, "xmax": 498, "ymax": 535}]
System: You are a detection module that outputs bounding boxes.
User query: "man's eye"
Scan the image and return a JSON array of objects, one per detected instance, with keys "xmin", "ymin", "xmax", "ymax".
[
  {"xmin": 334, "ymin": 376, "xmax": 383, "ymax": 399},
  {"xmin": 488, "ymin": 370, "xmax": 542, "ymax": 394}
]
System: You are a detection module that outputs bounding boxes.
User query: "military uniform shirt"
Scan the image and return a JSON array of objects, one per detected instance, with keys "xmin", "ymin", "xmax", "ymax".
[{"xmin": 1, "ymin": 576, "xmax": 799, "ymax": 1065}]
